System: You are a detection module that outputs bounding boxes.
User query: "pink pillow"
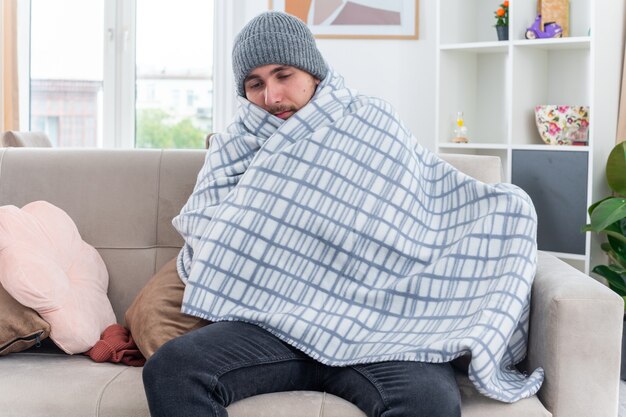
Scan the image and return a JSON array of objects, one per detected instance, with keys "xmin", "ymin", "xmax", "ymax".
[{"xmin": 0, "ymin": 201, "xmax": 116, "ymax": 354}]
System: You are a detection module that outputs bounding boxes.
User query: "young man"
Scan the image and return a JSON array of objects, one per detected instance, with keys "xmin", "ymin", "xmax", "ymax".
[{"xmin": 143, "ymin": 10, "xmax": 541, "ymax": 417}]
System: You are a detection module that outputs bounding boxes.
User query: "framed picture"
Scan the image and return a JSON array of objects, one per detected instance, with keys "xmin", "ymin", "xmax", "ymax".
[{"xmin": 268, "ymin": 0, "xmax": 419, "ymax": 39}]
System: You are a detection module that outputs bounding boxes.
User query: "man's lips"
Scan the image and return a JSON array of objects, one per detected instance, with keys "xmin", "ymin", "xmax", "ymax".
[{"xmin": 274, "ymin": 110, "xmax": 293, "ymax": 119}]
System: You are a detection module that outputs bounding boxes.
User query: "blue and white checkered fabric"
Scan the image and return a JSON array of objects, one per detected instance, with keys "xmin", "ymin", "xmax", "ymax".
[{"xmin": 173, "ymin": 70, "xmax": 544, "ymax": 402}]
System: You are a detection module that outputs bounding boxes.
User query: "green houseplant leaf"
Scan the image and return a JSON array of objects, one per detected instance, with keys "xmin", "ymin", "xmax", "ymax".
[
  {"xmin": 607, "ymin": 141, "xmax": 626, "ymax": 195},
  {"xmin": 607, "ymin": 221, "xmax": 626, "ymax": 266},
  {"xmin": 583, "ymin": 142, "xmax": 626, "ymax": 310},
  {"xmin": 592, "ymin": 265, "xmax": 626, "ymax": 296},
  {"xmin": 588, "ymin": 196, "xmax": 613, "ymax": 216},
  {"xmin": 581, "ymin": 196, "xmax": 614, "ymax": 233},
  {"xmin": 589, "ymin": 198, "xmax": 626, "ymax": 232}
]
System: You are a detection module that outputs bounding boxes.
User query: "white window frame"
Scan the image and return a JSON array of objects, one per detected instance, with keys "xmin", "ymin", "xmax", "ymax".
[
  {"xmin": 21, "ymin": 0, "xmax": 232, "ymax": 148},
  {"xmin": 103, "ymin": 0, "xmax": 135, "ymax": 148},
  {"xmin": 212, "ymin": 0, "xmax": 237, "ymax": 133}
]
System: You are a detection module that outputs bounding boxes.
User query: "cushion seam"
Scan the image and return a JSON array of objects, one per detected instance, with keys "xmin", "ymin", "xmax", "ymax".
[
  {"xmin": 318, "ymin": 391, "xmax": 326, "ymax": 417},
  {"xmin": 14, "ymin": 352, "xmax": 66, "ymax": 358},
  {"xmin": 551, "ymin": 298, "xmax": 561, "ymax": 416},
  {"xmin": 153, "ymin": 150, "xmax": 164, "ymax": 275},
  {"xmin": 0, "ymin": 329, "xmax": 47, "ymax": 355},
  {"xmin": 95, "ymin": 367, "xmax": 131, "ymax": 417},
  {"xmin": 94, "ymin": 245, "xmax": 182, "ymax": 250}
]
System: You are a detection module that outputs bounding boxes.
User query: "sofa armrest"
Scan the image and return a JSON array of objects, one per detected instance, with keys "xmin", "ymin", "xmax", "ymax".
[{"xmin": 524, "ymin": 251, "xmax": 623, "ymax": 417}]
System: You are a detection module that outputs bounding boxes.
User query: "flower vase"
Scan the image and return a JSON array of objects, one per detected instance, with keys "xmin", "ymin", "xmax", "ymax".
[{"xmin": 496, "ymin": 25, "xmax": 509, "ymax": 41}]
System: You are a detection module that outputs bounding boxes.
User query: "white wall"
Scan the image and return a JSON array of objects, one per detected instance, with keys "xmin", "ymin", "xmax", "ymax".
[
  {"xmin": 233, "ymin": 0, "xmax": 437, "ymax": 150},
  {"xmin": 318, "ymin": 3, "xmax": 437, "ymax": 150}
]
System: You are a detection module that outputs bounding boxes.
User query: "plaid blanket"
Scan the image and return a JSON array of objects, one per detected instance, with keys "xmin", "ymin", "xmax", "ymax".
[{"xmin": 173, "ymin": 70, "xmax": 544, "ymax": 402}]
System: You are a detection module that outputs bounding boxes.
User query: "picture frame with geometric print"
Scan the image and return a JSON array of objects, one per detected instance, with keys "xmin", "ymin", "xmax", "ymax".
[{"xmin": 268, "ymin": 0, "xmax": 419, "ymax": 40}]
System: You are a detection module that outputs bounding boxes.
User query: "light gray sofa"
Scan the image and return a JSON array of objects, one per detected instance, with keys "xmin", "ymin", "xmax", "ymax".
[{"xmin": 0, "ymin": 148, "xmax": 622, "ymax": 417}]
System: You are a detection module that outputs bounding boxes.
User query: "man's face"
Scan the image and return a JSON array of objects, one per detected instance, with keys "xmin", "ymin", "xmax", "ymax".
[{"xmin": 244, "ymin": 64, "xmax": 320, "ymax": 120}]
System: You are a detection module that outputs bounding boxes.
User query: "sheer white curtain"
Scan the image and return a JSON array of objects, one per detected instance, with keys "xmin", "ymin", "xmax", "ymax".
[{"xmin": 1, "ymin": 0, "xmax": 19, "ymax": 132}]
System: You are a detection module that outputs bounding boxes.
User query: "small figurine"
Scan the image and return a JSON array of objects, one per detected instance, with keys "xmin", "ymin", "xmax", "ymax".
[
  {"xmin": 525, "ymin": 14, "xmax": 563, "ymax": 39},
  {"xmin": 452, "ymin": 112, "xmax": 469, "ymax": 143}
]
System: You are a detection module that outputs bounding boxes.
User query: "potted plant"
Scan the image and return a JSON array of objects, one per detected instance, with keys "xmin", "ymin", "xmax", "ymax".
[
  {"xmin": 494, "ymin": 1, "xmax": 509, "ymax": 41},
  {"xmin": 583, "ymin": 140, "xmax": 626, "ymax": 378}
]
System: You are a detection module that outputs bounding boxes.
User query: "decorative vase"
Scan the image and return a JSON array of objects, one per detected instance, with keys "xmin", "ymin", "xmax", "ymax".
[
  {"xmin": 496, "ymin": 25, "xmax": 509, "ymax": 41},
  {"xmin": 534, "ymin": 105, "xmax": 590, "ymax": 145}
]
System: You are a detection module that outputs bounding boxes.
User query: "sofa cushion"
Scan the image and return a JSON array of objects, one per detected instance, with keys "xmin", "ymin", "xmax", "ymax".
[
  {"xmin": 0, "ymin": 282, "xmax": 50, "ymax": 356},
  {"xmin": 0, "ymin": 201, "xmax": 116, "ymax": 354},
  {"xmin": 0, "ymin": 353, "xmax": 551, "ymax": 417},
  {"xmin": 0, "ymin": 353, "xmax": 151, "ymax": 417},
  {"xmin": 125, "ymin": 257, "xmax": 211, "ymax": 359}
]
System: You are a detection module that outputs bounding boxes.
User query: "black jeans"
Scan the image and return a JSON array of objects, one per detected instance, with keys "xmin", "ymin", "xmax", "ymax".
[{"xmin": 143, "ymin": 322, "xmax": 461, "ymax": 417}]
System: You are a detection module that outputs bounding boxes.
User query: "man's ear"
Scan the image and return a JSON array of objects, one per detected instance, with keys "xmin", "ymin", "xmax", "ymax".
[{"xmin": 315, "ymin": 78, "xmax": 321, "ymax": 85}]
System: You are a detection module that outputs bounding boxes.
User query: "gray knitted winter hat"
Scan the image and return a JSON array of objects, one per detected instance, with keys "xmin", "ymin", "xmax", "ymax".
[{"xmin": 232, "ymin": 11, "xmax": 328, "ymax": 96}]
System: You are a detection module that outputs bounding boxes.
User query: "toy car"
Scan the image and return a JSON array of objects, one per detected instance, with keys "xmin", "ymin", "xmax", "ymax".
[{"xmin": 525, "ymin": 14, "xmax": 563, "ymax": 39}]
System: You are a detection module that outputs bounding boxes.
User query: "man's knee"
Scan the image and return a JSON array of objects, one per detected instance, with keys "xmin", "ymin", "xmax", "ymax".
[
  {"xmin": 409, "ymin": 364, "xmax": 461, "ymax": 417},
  {"xmin": 393, "ymin": 383, "xmax": 460, "ymax": 417},
  {"xmin": 382, "ymin": 362, "xmax": 461, "ymax": 417},
  {"xmin": 143, "ymin": 322, "xmax": 262, "ymax": 387},
  {"xmin": 143, "ymin": 334, "xmax": 205, "ymax": 389},
  {"xmin": 143, "ymin": 337, "xmax": 181, "ymax": 386},
  {"xmin": 420, "ymin": 388, "xmax": 461, "ymax": 417}
]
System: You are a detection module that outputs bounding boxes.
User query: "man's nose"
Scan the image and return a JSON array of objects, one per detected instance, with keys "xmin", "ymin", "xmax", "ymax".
[{"xmin": 264, "ymin": 82, "xmax": 282, "ymax": 106}]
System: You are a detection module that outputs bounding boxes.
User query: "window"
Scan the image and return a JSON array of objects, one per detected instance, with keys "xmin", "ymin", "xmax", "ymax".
[
  {"xmin": 30, "ymin": 0, "xmax": 104, "ymax": 147},
  {"xmin": 135, "ymin": 0, "xmax": 213, "ymax": 148},
  {"xmin": 32, "ymin": 116, "xmax": 60, "ymax": 146},
  {"xmin": 27, "ymin": 0, "xmax": 214, "ymax": 148}
]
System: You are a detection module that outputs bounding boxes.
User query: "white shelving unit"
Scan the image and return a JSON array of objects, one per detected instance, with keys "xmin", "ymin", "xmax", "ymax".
[{"xmin": 435, "ymin": 0, "xmax": 625, "ymax": 273}]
